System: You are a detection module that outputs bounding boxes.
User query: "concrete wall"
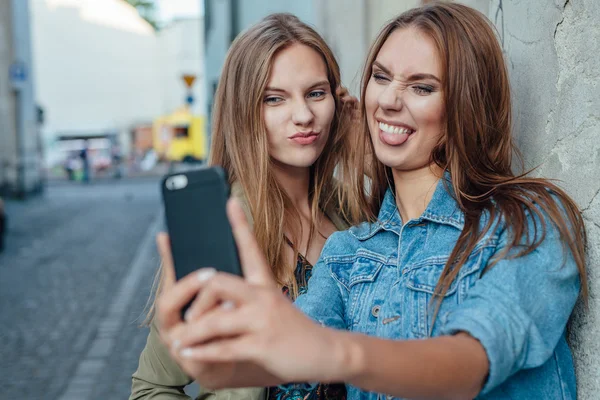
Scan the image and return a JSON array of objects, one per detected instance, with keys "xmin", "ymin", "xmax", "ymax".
[
  {"xmin": 0, "ymin": 0, "xmax": 18, "ymax": 191},
  {"xmin": 0, "ymin": 0, "xmax": 43, "ymax": 196},
  {"xmin": 203, "ymin": 0, "xmax": 232, "ymax": 121},
  {"xmin": 489, "ymin": 0, "xmax": 600, "ymax": 398}
]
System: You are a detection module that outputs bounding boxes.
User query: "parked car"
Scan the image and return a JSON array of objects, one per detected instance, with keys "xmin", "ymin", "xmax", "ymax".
[{"xmin": 0, "ymin": 197, "xmax": 5, "ymax": 252}]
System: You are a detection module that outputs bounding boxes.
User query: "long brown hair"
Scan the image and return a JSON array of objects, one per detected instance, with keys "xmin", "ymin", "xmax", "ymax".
[
  {"xmin": 143, "ymin": 14, "xmax": 368, "ymax": 324},
  {"xmin": 209, "ymin": 13, "xmax": 368, "ymax": 295},
  {"xmin": 354, "ymin": 2, "xmax": 588, "ymax": 314}
]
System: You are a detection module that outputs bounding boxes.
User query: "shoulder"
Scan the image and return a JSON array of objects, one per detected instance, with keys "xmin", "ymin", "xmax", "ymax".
[{"xmin": 321, "ymin": 225, "xmax": 374, "ymax": 260}]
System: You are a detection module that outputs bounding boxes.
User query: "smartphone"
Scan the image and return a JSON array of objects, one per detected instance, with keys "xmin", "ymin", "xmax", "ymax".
[{"xmin": 161, "ymin": 166, "xmax": 243, "ymax": 287}]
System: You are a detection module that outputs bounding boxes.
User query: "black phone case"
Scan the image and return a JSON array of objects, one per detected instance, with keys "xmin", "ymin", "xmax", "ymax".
[{"xmin": 161, "ymin": 166, "xmax": 243, "ymax": 285}]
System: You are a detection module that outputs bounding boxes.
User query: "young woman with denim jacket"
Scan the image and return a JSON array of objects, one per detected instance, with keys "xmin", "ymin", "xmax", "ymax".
[
  {"xmin": 155, "ymin": 3, "xmax": 588, "ymax": 400},
  {"xmin": 130, "ymin": 13, "xmax": 369, "ymax": 400}
]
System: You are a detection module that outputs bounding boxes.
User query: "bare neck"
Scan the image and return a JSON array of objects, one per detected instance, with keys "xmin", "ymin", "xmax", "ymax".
[
  {"xmin": 391, "ymin": 165, "xmax": 444, "ymax": 224},
  {"xmin": 272, "ymin": 162, "xmax": 311, "ymax": 217}
]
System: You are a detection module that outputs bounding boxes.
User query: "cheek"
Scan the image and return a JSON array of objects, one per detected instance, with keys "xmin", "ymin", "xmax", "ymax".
[
  {"xmin": 263, "ymin": 107, "xmax": 288, "ymax": 142},
  {"xmin": 413, "ymin": 96, "xmax": 444, "ymax": 130},
  {"xmin": 320, "ymin": 98, "xmax": 336, "ymax": 129},
  {"xmin": 364, "ymin": 81, "xmax": 379, "ymax": 115}
]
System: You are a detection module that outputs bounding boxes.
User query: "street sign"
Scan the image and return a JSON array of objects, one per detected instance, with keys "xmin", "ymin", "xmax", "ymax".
[
  {"xmin": 186, "ymin": 94, "xmax": 194, "ymax": 105},
  {"xmin": 182, "ymin": 74, "xmax": 196, "ymax": 88},
  {"xmin": 9, "ymin": 61, "xmax": 28, "ymax": 87}
]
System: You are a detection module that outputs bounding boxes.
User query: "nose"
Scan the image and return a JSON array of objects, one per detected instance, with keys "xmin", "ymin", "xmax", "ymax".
[
  {"xmin": 292, "ymin": 100, "xmax": 314, "ymax": 126},
  {"xmin": 378, "ymin": 84, "xmax": 403, "ymax": 112}
]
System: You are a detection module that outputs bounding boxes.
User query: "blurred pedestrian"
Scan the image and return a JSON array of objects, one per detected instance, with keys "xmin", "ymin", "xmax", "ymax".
[
  {"xmin": 111, "ymin": 143, "xmax": 123, "ymax": 179},
  {"xmin": 80, "ymin": 140, "xmax": 90, "ymax": 183}
]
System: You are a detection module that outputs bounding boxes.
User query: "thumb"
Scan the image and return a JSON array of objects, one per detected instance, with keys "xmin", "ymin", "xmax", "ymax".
[{"xmin": 227, "ymin": 198, "xmax": 275, "ymax": 287}]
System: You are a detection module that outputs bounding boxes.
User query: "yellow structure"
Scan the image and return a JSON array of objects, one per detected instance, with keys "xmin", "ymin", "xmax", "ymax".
[{"xmin": 153, "ymin": 107, "xmax": 207, "ymax": 162}]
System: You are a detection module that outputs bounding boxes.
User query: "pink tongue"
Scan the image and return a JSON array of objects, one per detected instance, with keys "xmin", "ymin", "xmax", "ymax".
[{"xmin": 382, "ymin": 131, "xmax": 410, "ymax": 145}]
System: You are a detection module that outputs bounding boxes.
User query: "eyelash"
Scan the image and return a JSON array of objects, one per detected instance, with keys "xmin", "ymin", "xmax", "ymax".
[
  {"xmin": 263, "ymin": 91, "xmax": 326, "ymax": 104},
  {"xmin": 413, "ymin": 85, "xmax": 434, "ymax": 95},
  {"xmin": 372, "ymin": 73, "xmax": 435, "ymax": 95},
  {"xmin": 308, "ymin": 90, "xmax": 326, "ymax": 99},
  {"xmin": 264, "ymin": 96, "xmax": 283, "ymax": 104},
  {"xmin": 372, "ymin": 73, "xmax": 389, "ymax": 83}
]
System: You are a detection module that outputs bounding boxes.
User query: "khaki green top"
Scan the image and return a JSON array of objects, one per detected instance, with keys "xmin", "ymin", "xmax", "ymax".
[{"xmin": 130, "ymin": 181, "xmax": 350, "ymax": 400}]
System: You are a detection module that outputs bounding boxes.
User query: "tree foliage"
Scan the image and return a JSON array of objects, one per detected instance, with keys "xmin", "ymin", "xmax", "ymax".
[{"xmin": 124, "ymin": 0, "xmax": 159, "ymax": 30}]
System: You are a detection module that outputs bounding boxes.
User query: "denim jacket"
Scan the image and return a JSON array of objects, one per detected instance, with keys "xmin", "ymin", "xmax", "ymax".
[{"xmin": 295, "ymin": 174, "xmax": 581, "ymax": 400}]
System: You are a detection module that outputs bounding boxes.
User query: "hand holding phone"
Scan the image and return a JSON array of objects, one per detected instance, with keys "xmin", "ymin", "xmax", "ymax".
[{"xmin": 161, "ymin": 166, "xmax": 243, "ymax": 282}]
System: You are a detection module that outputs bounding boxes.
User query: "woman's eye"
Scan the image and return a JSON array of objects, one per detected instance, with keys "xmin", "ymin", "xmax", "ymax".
[
  {"xmin": 264, "ymin": 96, "xmax": 283, "ymax": 104},
  {"xmin": 413, "ymin": 85, "xmax": 434, "ymax": 95},
  {"xmin": 308, "ymin": 90, "xmax": 326, "ymax": 99},
  {"xmin": 372, "ymin": 73, "xmax": 389, "ymax": 83}
]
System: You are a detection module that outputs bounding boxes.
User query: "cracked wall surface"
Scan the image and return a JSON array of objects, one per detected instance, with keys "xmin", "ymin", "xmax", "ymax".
[{"xmin": 489, "ymin": 0, "xmax": 600, "ymax": 398}]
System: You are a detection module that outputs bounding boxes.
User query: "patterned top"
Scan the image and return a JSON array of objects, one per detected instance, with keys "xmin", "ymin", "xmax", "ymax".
[{"xmin": 268, "ymin": 241, "xmax": 347, "ymax": 400}]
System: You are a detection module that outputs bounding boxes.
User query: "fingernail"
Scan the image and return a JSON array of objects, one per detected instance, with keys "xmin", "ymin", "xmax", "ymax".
[
  {"xmin": 221, "ymin": 300, "xmax": 235, "ymax": 310},
  {"xmin": 172, "ymin": 339, "xmax": 181, "ymax": 351},
  {"xmin": 197, "ymin": 268, "xmax": 216, "ymax": 282},
  {"xmin": 180, "ymin": 348, "xmax": 194, "ymax": 358}
]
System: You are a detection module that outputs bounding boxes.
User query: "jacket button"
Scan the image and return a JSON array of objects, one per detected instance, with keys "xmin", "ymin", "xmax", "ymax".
[{"xmin": 371, "ymin": 305, "xmax": 381, "ymax": 317}]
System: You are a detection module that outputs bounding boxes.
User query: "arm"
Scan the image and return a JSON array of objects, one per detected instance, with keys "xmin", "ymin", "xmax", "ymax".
[
  {"xmin": 329, "ymin": 211, "xmax": 580, "ymax": 399},
  {"xmin": 130, "ymin": 320, "xmax": 195, "ymax": 400}
]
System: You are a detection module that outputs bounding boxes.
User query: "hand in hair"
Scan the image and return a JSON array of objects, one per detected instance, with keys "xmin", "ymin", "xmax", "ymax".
[{"xmin": 337, "ymin": 86, "xmax": 360, "ymax": 121}]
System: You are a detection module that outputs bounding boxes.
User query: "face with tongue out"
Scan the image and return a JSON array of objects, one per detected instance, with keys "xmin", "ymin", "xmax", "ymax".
[{"xmin": 364, "ymin": 27, "xmax": 444, "ymax": 172}]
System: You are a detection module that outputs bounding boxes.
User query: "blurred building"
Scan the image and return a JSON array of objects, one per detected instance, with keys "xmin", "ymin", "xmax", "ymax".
[
  {"xmin": 29, "ymin": 0, "xmax": 206, "ymax": 173},
  {"xmin": 0, "ymin": 0, "xmax": 44, "ymax": 197}
]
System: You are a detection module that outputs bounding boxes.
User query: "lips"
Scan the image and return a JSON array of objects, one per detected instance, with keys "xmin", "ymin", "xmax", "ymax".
[
  {"xmin": 378, "ymin": 121, "xmax": 415, "ymax": 146},
  {"xmin": 290, "ymin": 131, "xmax": 320, "ymax": 145}
]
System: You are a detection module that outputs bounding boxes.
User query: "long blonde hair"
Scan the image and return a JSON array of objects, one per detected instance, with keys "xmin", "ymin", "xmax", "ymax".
[
  {"xmin": 208, "ymin": 13, "xmax": 368, "ymax": 296},
  {"xmin": 354, "ymin": 2, "xmax": 587, "ymax": 319}
]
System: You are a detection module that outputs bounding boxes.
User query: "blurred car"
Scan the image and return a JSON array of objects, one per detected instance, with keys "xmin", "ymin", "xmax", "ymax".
[{"xmin": 0, "ymin": 196, "xmax": 5, "ymax": 252}]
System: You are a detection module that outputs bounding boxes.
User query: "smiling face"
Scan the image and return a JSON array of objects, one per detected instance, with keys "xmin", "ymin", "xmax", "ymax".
[
  {"xmin": 262, "ymin": 43, "xmax": 335, "ymax": 171},
  {"xmin": 364, "ymin": 27, "xmax": 445, "ymax": 173}
]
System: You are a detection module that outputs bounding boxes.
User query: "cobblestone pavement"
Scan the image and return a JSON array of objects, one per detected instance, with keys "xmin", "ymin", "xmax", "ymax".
[{"xmin": 0, "ymin": 178, "xmax": 174, "ymax": 399}]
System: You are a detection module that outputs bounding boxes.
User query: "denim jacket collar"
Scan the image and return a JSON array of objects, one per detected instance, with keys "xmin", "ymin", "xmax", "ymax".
[{"xmin": 350, "ymin": 171, "xmax": 465, "ymax": 240}]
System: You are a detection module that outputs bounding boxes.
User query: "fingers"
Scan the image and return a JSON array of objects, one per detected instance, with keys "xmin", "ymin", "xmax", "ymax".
[
  {"xmin": 179, "ymin": 336, "xmax": 258, "ymax": 364},
  {"xmin": 184, "ymin": 272, "xmax": 255, "ymax": 322},
  {"xmin": 156, "ymin": 267, "xmax": 216, "ymax": 331},
  {"xmin": 226, "ymin": 199, "xmax": 275, "ymax": 286},
  {"xmin": 179, "ymin": 306, "xmax": 251, "ymax": 348}
]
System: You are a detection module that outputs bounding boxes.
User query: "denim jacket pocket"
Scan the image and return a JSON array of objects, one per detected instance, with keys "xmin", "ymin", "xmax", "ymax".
[
  {"xmin": 330, "ymin": 253, "xmax": 385, "ymax": 330},
  {"xmin": 405, "ymin": 252, "xmax": 483, "ymax": 337}
]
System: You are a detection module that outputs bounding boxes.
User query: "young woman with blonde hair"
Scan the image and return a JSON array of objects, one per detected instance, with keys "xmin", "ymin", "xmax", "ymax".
[
  {"xmin": 130, "ymin": 12, "xmax": 367, "ymax": 400},
  {"xmin": 157, "ymin": 3, "xmax": 588, "ymax": 399}
]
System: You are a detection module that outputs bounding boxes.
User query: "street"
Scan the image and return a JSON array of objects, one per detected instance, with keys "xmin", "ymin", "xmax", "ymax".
[{"xmin": 0, "ymin": 178, "xmax": 168, "ymax": 399}]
